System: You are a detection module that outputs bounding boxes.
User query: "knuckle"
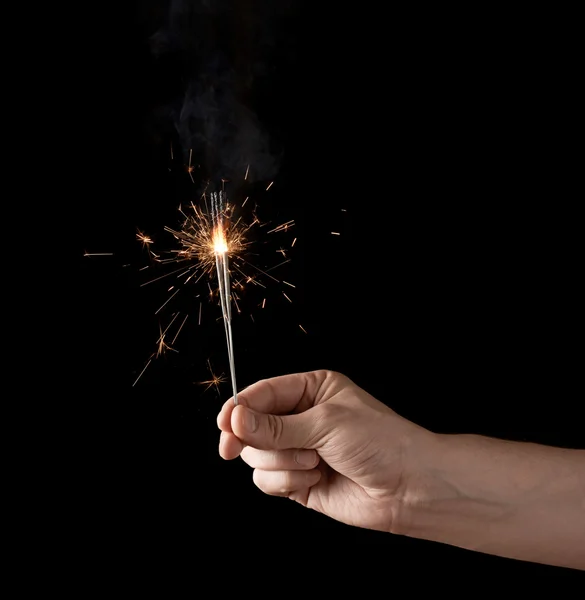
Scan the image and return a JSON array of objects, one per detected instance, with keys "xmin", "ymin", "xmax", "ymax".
[
  {"xmin": 315, "ymin": 401, "xmax": 338, "ymax": 420},
  {"xmin": 314, "ymin": 369, "xmax": 344, "ymax": 383},
  {"xmin": 266, "ymin": 414, "xmax": 285, "ymax": 443},
  {"xmin": 278, "ymin": 471, "xmax": 294, "ymax": 495},
  {"xmin": 314, "ymin": 402, "xmax": 352, "ymax": 431}
]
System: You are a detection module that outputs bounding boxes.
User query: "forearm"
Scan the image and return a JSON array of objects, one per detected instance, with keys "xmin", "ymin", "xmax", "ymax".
[{"xmin": 399, "ymin": 433, "xmax": 585, "ymax": 570}]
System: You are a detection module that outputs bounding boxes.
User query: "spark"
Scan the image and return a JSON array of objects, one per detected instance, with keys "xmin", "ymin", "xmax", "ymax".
[
  {"xmin": 233, "ymin": 293, "xmax": 241, "ymax": 313},
  {"xmin": 132, "ymin": 354, "xmax": 154, "ymax": 387},
  {"xmin": 266, "ymin": 181, "xmax": 274, "ymax": 191},
  {"xmin": 155, "ymin": 288, "xmax": 180, "ymax": 315},
  {"xmin": 266, "ymin": 258, "xmax": 291, "ymax": 273},
  {"xmin": 132, "ymin": 170, "xmax": 296, "ymax": 389},
  {"xmin": 291, "ymin": 237, "xmax": 297, "ymax": 247},
  {"xmin": 157, "ymin": 312, "xmax": 180, "ymax": 342},
  {"xmin": 199, "ymin": 360, "xmax": 227, "ymax": 394},
  {"xmin": 299, "ymin": 324, "xmax": 307, "ymax": 334},
  {"xmin": 239, "ymin": 258, "xmax": 280, "ymax": 282},
  {"xmin": 331, "ymin": 232, "xmax": 340, "ymax": 235},
  {"xmin": 341, "ymin": 209, "xmax": 347, "ymax": 212},
  {"xmin": 187, "ymin": 149, "xmax": 195, "ymax": 182},
  {"xmin": 172, "ymin": 314, "xmax": 189, "ymax": 345},
  {"xmin": 156, "ymin": 324, "xmax": 178, "ymax": 357},
  {"xmin": 170, "ymin": 141, "xmax": 174, "ymax": 160},
  {"xmin": 283, "ymin": 281, "xmax": 296, "ymax": 288},
  {"xmin": 245, "ymin": 164, "xmax": 249, "ymax": 180},
  {"xmin": 137, "ymin": 230, "xmax": 153, "ymax": 247},
  {"xmin": 267, "ymin": 220, "xmax": 295, "ymax": 234},
  {"xmin": 164, "ymin": 200, "xmax": 248, "ymax": 285},
  {"xmin": 141, "ymin": 266, "xmax": 190, "ymax": 287},
  {"xmin": 84, "ymin": 252, "xmax": 113, "ymax": 256}
]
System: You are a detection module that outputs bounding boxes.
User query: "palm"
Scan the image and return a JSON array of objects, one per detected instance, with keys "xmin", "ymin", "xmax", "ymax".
[
  {"xmin": 302, "ymin": 466, "xmax": 395, "ymax": 531},
  {"xmin": 289, "ymin": 384, "xmax": 405, "ymax": 532}
]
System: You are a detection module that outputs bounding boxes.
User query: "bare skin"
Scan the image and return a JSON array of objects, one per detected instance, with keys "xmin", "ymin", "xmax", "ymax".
[{"xmin": 217, "ymin": 370, "xmax": 585, "ymax": 570}]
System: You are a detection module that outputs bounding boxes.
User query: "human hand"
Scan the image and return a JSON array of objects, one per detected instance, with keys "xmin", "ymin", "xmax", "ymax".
[{"xmin": 217, "ymin": 370, "xmax": 433, "ymax": 533}]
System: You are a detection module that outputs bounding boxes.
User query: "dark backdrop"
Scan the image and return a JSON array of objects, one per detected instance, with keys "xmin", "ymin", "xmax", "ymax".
[{"xmin": 70, "ymin": 1, "xmax": 581, "ymax": 577}]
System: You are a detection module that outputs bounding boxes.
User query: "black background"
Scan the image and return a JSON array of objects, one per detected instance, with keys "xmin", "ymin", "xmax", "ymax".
[{"xmin": 69, "ymin": 1, "xmax": 582, "ymax": 577}]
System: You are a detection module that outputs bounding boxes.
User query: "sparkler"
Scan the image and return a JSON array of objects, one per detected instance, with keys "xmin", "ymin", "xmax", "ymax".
[
  {"xmin": 127, "ymin": 151, "xmax": 304, "ymax": 394},
  {"xmin": 210, "ymin": 190, "xmax": 238, "ymax": 405}
]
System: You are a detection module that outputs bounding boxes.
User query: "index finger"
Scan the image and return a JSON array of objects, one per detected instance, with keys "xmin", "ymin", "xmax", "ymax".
[{"xmin": 216, "ymin": 370, "xmax": 334, "ymax": 433}]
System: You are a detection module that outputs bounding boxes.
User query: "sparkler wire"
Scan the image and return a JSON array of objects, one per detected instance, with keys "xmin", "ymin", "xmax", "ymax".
[{"xmin": 211, "ymin": 191, "xmax": 238, "ymax": 405}]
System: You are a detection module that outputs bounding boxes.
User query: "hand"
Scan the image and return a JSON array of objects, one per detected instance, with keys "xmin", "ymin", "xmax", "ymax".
[{"xmin": 217, "ymin": 370, "xmax": 432, "ymax": 533}]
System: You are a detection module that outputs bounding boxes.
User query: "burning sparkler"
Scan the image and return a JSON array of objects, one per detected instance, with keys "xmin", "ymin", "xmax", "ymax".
[
  {"xmin": 129, "ymin": 154, "xmax": 301, "ymax": 394},
  {"xmin": 210, "ymin": 190, "xmax": 238, "ymax": 405}
]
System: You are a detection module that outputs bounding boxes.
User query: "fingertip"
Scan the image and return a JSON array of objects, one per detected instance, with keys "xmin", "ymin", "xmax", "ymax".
[
  {"xmin": 219, "ymin": 431, "xmax": 244, "ymax": 460},
  {"xmin": 217, "ymin": 398, "xmax": 237, "ymax": 432},
  {"xmin": 230, "ymin": 404, "xmax": 245, "ymax": 437}
]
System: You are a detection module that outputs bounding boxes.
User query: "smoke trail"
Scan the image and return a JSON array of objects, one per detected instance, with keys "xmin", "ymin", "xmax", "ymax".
[{"xmin": 149, "ymin": 0, "xmax": 295, "ymax": 182}]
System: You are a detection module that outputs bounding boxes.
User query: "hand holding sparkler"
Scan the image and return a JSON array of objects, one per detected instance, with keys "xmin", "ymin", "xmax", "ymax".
[
  {"xmin": 218, "ymin": 369, "xmax": 420, "ymax": 531},
  {"xmin": 217, "ymin": 370, "xmax": 585, "ymax": 571}
]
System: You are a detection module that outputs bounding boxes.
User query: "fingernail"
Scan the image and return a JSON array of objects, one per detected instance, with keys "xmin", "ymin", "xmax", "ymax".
[
  {"xmin": 243, "ymin": 408, "xmax": 258, "ymax": 433},
  {"xmin": 294, "ymin": 450, "xmax": 316, "ymax": 467}
]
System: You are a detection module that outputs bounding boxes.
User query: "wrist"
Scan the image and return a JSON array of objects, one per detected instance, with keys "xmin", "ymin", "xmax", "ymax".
[
  {"xmin": 391, "ymin": 428, "xmax": 449, "ymax": 537},
  {"xmin": 392, "ymin": 431, "xmax": 585, "ymax": 570},
  {"xmin": 392, "ymin": 432, "xmax": 512, "ymax": 543}
]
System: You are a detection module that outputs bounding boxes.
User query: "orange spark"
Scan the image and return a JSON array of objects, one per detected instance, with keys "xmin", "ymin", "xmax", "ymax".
[
  {"xmin": 199, "ymin": 360, "xmax": 227, "ymax": 394},
  {"xmin": 172, "ymin": 314, "xmax": 189, "ymax": 345},
  {"xmin": 137, "ymin": 230, "xmax": 153, "ymax": 247},
  {"xmin": 132, "ymin": 354, "xmax": 154, "ymax": 387}
]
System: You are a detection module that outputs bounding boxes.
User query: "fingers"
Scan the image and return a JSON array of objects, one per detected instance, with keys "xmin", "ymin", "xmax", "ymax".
[
  {"xmin": 253, "ymin": 468, "xmax": 322, "ymax": 497},
  {"xmin": 231, "ymin": 404, "xmax": 320, "ymax": 451},
  {"xmin": 218, "ymin": 431, "xmax": 244, "ymax": 460},
  {"xmin": 219, "ymin": 432, "xmax": 320, "ymax": 468},
  {"xmin": 216, "ymin": 397, "xmax": 239, "ymax": 433},
  {"xmin": 240, "ymin": 446, "xmax": 319, "ymax": 470},
  {"xmin": 216, "ymin": 370, "xmax": 335, "ymax": 434}
]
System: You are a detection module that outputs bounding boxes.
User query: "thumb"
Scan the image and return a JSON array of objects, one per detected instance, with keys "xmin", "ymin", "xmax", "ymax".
[{"xmin": 232, "ymin": 405, "xmax": 319, "ymax": 450}]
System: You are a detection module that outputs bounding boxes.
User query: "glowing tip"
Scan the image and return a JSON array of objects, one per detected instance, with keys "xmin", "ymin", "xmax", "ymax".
[{"xmin": 213, "ymin": 227, "xmax": 228, "ymax": 255}]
